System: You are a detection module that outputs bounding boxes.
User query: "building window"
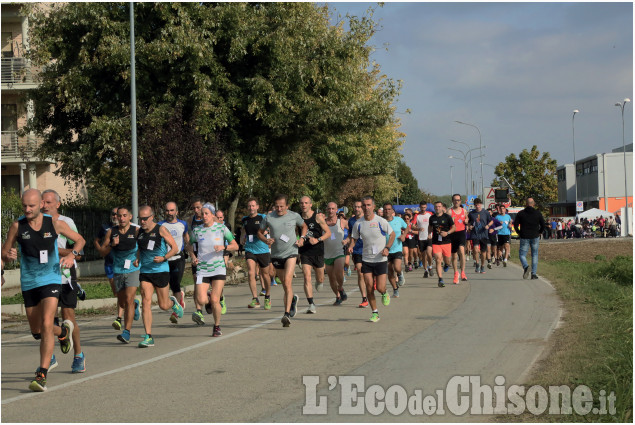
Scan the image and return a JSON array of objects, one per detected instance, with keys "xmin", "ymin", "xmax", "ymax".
[
  {"xmin": 576, "ymin": 163, "xmax": 583, "ymax": 176},
  {"xmin": 557, "ymin": 169, "xmax": 565, "ymax": 182},
  {"xmin": 1, "ymin": 32, "xmax": 13, "ymax": 58},
  {"xmin": 591, "ymin": 159, "xmax": 598, "ymax": 173},
  {"xmin": 583, "ymin": 161, "xmax": 591, "ymax": 175}
]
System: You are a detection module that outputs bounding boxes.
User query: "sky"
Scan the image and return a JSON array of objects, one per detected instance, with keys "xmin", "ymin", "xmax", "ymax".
[{"xmin": 327, "ymin": 2, "xmax": 633, "ymax": 197}]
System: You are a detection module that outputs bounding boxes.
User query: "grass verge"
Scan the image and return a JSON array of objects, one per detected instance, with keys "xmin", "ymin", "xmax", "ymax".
[{"xmin": 501, "ymin": 247, "xmax": 632, "ymax": 422}]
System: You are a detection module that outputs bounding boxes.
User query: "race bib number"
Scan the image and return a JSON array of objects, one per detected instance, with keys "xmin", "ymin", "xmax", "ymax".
[
  {"xmin": 124, "ymin": 259, "xmax": 131, "ymax": 269},
  {"xmin": 248, "ymin": 235, "xmax": 253, "ymax": 243},
  {"xmin": 196, "ymin": 274, "xmax": 203, "ymax": 284},
  {"xmin": 331, "ymin": 234, "xmax": 336, "ymax": 240},
  {"xmin": 371, "ymin": 245, "xmax": 378, "ymax": 255},
  {"xmin": 147, "ymin": 240, "xmax": 155, "ymax": 251},
  {"xmin": 438, "ymin": 235, "xmax": 442, "ymax": 242},
  {"xmin": 40, "ymin": 250, "xmax": 48, "ymax": 264},
  {"xmin": 280, "ymin": 234, "xmax": 290, "ymax": 243}
]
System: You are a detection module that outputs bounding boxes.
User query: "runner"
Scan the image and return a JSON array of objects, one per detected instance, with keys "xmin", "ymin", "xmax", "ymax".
[
  {"xmin": 449, "ymin": 194, "xmax": 468, "ymax": 283},
  {"xmin": 41, "ymin": 189, "xmax": 86, "ymax": 372},
  {"xmin": 158, "ymin": 201, "xmax": 188, "ymax": 323},
  {"xmin": 189, "ymin": 198, "xmax": 206, "ymax": 324},
  {"xmin": 241, "ymin": 197, "xmax": 272, "ymax": 310},
  {"xmin": 383, "ymin": 203, "xmax": 407, "ymax": 297},
  {"xmin": 298, "ymin": 196, "xmax": 331, "ymax": 314},
  {"xmin": 466, "ymin": 198, "xmax": 493, "ymax": 274},
  {"xmin": 257, "ymin": 194, "xmax": 308, "ymax": 327},
  {"xmin": 186, "ymin": 203, "xmax": 238, "ymax": 336},
  {"xmin": 98, "ymin": 206, "xmax": 142, "ymax": 343},
  {"xmin": 215, "ymin": 210, "xmax": 231, "ymax": 315},
  {"xmin": 345, "ymin": 201, "xmax": 368, "ymax": 307},
  {"xmin": 136, "ymin": 206, "xmax": 184, "ymax": 346},
  {"xmin": 496, "ymin": 206, "xmax": 513, "ymax": 266},
  {"xmin": 428, "ymin": 201, "xmax": 455, "ymax": 287},
  {"xmin": 323, "ymin": 202, "xmax": 349, "ymax": 307},
  {"xmin": 402, "ymin": 210, "xmax": 415, "ymax": 272},
  {"xmin": 348, "ymin": 196, "xmax": 395, "ymax": 323},
  {"xmin": 487, "ymin": 205, "xmax": 502, "ymax": 268},
  {"xmin": 2, "ymin": 189, "xmax": 86, "ymax": 391},
  {"xmin": 95, "ymin": 207, "xmax": 125, "ymax": 329},
  {"xmin": 413, "ymin": 201, "xmax": 434, "ymax": 278}
]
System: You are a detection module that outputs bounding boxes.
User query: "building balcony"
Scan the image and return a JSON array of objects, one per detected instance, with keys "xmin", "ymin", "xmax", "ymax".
[
  {"xmin": 1, "ymin": 131, "xmax": 52, "ymax": 163},
  {"xmin": 1, "ymin": 57, "xmax": 37, "ymax": 89}
]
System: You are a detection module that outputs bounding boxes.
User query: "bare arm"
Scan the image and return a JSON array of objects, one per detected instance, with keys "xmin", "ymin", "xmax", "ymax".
[{"xmin": 1, "ymin": 222, "xmax": 19, "ymax": 263}]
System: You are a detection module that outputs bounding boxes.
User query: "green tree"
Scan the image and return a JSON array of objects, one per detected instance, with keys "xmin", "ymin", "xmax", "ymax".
[
  {"xmin": 491, "ymin": 145, "xmax": 557, "ymax": 212},
  {"xmin": 25, "ymin": 3, "xmax": 403, "ymax": 228}
]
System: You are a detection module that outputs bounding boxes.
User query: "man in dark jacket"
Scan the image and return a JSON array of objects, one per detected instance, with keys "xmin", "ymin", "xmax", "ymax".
[{"xmin": 513, "ymin": 198, "xmax": 546, "ymax": 279}]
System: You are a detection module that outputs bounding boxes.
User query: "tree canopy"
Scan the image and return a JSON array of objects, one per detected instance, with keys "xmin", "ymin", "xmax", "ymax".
[
  {"xmin": 491, "ymin": 145, "xmax": 557, "ymax": 211},
  {"xmin": 25, "ymin": 3, "xmax": 404, "ymax": 223}
]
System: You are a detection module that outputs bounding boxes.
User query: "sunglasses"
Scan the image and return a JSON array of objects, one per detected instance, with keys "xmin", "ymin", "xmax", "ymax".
[{"xmin": 139, "ymin": 215, "xmax": 153, "ymax": 221}]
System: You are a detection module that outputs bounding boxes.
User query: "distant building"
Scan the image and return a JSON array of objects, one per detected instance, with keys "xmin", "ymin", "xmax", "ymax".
[
  {"xmin": 551, "ymin": 143, "xmax": 633, "ymax": 217},
  {"xmin": 1, "ymin": 3, "xmax": 86, "ymax": 199}
]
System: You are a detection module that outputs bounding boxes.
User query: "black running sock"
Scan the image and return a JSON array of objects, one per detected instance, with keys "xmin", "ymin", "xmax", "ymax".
[
  {"xmin": 58, "ymin": 326, "xmax": 68, "ymax": 340},
  {"xmin": 362, "ymin": 297, "xmax": 368, "ymax": 302},
  {"xmin": 40, "ymin": 368, "xmax": 48, "ymax": 377},
  {"xmin": 220, "ymin": 296, "xmax": 224, "ymax": 302},
  {"xmin": 197, "ymin": 309, "xmax": 202, "ymax": 314},
  {"xmin": 284, "ymin": 312, "xmax": 290, "ymax": 317},
  {"xmin": 265, "ymin": 295, "xmax": 271, "ymax": 300},
  {"xmin": 307, "ymin": 297, "xmax": 314, "ymax": 304},
  {"xmin": 116, "ymin": 317, "xmax": 122, "ymax": 322},
  {"xmin": 147, "ymin": 334, "xmax": 152, "ymax": 338}
]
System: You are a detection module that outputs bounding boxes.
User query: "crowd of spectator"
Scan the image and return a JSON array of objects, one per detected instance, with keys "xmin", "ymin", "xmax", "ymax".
[{"xmin": 542, "ymin": 215, "xmax": 621, "ymax": 239}]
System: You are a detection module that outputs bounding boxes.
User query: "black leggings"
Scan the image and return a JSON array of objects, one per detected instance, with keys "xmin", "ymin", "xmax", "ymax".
[{"xmin": 168, "ymin": 257, "xmax": 186, "ymax": 294}]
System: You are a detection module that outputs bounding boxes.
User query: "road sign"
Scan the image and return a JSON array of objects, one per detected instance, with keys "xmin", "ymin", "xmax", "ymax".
[
  {"xmin": 486, "ymin": 187, "xmax": 496, "ymax": 199},
  {"xmin": 467, "ymin": 195, "xmax": 477, "ymax": 205},
  {"xmin": 576, "ymin": 201, "xmax": 583, "ymax": 212},
  {"xmin": 502, "ymin": 200, "xmax": 512, "ymax": 207}
]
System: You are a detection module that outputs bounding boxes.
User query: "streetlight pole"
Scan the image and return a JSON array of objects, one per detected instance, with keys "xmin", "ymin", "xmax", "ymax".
[
  {"xmin": 130, "ymin": 2, "xmax": 138, "ymax": 223},
  {"xmin": 455, "ymin": 121, "xmax": 483, "ymax": 203},
  {"xmin": 449, "ymin": 155, "xmax": 467, "ymax": 197},
  {"xmin": 572, "ymin": 109, "xmax": 579, "ymax": 218},
  {"xmin": 450, "ymin": 139, "xmax": 473, "ymax": 198},
  {"xmin": 615, "ymin": 98, "xmax": 631, "ymax": 236},
  {"xmin": 450, "ymin": 165, "xmax": 454, "ymax": 196}
]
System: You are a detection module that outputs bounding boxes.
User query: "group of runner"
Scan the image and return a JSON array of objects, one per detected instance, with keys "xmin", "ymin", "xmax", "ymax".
[{"xmin": 1, "ymin": 189, "xmax": 515, "ymax": 393}]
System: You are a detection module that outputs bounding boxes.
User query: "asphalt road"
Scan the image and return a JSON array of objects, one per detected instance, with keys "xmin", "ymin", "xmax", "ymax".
[{"xmin": 1, "ymin": 259, "xmax": 560, "ymax": 422}]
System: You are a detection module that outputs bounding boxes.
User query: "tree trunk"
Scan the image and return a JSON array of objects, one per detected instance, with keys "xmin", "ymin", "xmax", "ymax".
[{"xmin": 227, "ymin": 192, "xmax": 241, "ymax": 235}]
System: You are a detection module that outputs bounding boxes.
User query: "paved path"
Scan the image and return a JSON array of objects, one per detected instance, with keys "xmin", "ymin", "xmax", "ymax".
[{"xmin": 1, "ymin": 260, "xmax": 560, "ymax": 422}]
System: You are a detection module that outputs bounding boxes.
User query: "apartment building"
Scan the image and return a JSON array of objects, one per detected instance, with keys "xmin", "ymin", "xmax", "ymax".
[{"xmin": 1, "ymin": 3, "xmax": 84, "ymax": 200}]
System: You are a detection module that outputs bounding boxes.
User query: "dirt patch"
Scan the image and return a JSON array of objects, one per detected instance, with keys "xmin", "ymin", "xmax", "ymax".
[{"xmin": 518, "ymin": 238, "xmax": 633, "ymax": 263}]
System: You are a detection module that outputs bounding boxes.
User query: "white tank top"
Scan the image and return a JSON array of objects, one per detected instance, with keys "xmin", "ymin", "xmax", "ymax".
[{"xmin": 324, "ymin": 218, "xmax": 345, "ymax": 259}]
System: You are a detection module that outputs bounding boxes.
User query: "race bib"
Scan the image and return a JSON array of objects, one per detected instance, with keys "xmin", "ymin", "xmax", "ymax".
[
  {"xmin": 438, "ymin": 235, "xmax": 442, "ymax": 242},
  {"xmin": 147, "ymin": 240, "xmax": 155, "ymax": 251},
  {"xmin": 280, "ymin": 234, "xmax": 290, "ymax": 243},
  {"xmin": 331, "ymin": 234, "xmax": 336, "ymax": 240},
  {"xmin": 40, "ymin": 250, "xmax": 48, "ymax": 264},
  {"xmin": 124, "ymin": 259, "xmax": 131, "ymax": 269},
  {"xmin": 196, "ymin": 274, "xmax": 203, "ymax": 284},
  {"xmin": 371, "ymin": 245, "xmax": 378, "ymax": 255},
  {"xmin": 248, "ymin": 235, "xmax": 253, "ymax": 243}
]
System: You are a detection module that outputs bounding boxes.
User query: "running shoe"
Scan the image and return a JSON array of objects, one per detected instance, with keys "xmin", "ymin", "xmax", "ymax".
[
  {"xmin": 212, "ymin": 325, "xmax": 222, "ymax": 337},
  {"xmin": 473, "ymin": 261, "xmax": 478, "ymax": 268},
  {"xmin": 461, "ymin": 271, "xmax": 468, "ymax": 281},
  {"xmin": 259, "ymin": 288, "xmax": 267, "ymax": 296},
  {"xmin": 428, "ymin": 268, "xmax": 434, "ymax": 277},
  {"xmin": 192, "ymin": 311, "xmax": 205, "ymax": 325},
  {"xmin": 117, "ymin": 329, "xmax": 131, "ymax": 344},
  {"xmin": 112, "ymin": 317, "xmax": 122, "ymax": 331},
  {"xmin": 306, "ymin": 303, "xmax": 317, "ymax": 313},
  {"xmin": 381, "ymin": 292, "xmax": 390, "ymax": 306},
  {"xmin": 169, "ymin": 312, "xmax": 178, "ymax": 324},
  {"xmin": 443, "ymin": 264, "xmax": 449, "ymax": 273},
  {"xmin": 333, "ymin": 297, "xmax": 343, "ymax": 306},
  {"xmin": 423, "ymin": 270, "xmax": 429, "ymax": 278},
  {"xmin": 271, "ymin": 277, "xmax": 277, "ymax": 286},
  {"xmin": 503, "ymin": 260, "xmax": 507, "ymax": 267},
  {"xmin": 29, "ymin": 371, "xmax": 47, "ymax": 392},
  {"xmin": 341, "ymin": 291, "xmax": 348, "ymax": 301},
  {"xmin": 289, "ymin": 294, "xmax": 299, "ymax": 317},
  {"xmin": 220, "ymin": 298, "xmax": 227, "ymax": 315},
  {"xmin": 414, "ymin": 262, "xmax": 419, "ymax": 269},
  {"xmin": 264, "ymin": 298, "xmax": 272, "ymax": 310},
  {"xmin": 475, "ymin": 265, "xmax": 480, "ymax": 273},
  {"xmin": 274, "ymin": 276, "xmax": 281, "ymax": 285},
  {"xmin": 316, "ymin": 282, "xmax": 323, "ymax": 292},
  {"xmin": 281, "ymin": 315, "xmax": 291, "ymax": 327},
  {"xmin": 248, "ymin": 298, "xmax": 261, "ymax": 309},
  {"xmin": 531, "ymin": 274, "xmax": 538, "ymax": 280},
  {"xmin": 358, "ymin": 299, "xmax": 369, "ymax": 308},
  {"xmin": 453, "ymin": 271, "xmax": 460, "ymax": 284},
  {"xmin": 407, "ymin": 264, "xmax": 413, "ymax": 272},
  {"xmin": 495, "ymin": 258, "xmax": 500, "ymax": 267},
  {"xmin": 71, "ymin": 354, "xmax": 86, "ymax": 373},
  {"xmin": 397, "ymin": 273, "xmax": 405, "ymax": 287},
  {"xmin": 49, "ymin": 355, "xmax": 58, "ymax": 372},
  {"xmin": 170, "ymin": 295, "xmax": 184, "ymax": 318},
  {"xmin": 419, "ymin": 261, "xmax": 424, "ymax": 268},
  {"xmin": 205, "ymin": 290, "xmax": 213, "ymax": 314},
  {"xmin": 480, "ymin": 268, "xmax": 486, "ymax": 274},
  {"xmin": 393, "ymin": 289, "xmax": 399, "ymax": 298},
  {"xmin": 487, "ymin": 262, "xmax": 492, "ymax": 269},
  {"xmin": 179, "ymin": 290, "xmax": 186, "ymax": 309},
  {"xmin": 346, "ymin": 267, "xmax": 352, "ymax": 277},
  {"xmin": 138, "ymin": 335, "xmax": 154, "ymax": 348},
  {"xmin": 369, "ymin": 312, "xmax": 380, "ymax": 323},
  {"xmin": 59, "ymin": 320, "xmax": 74, "ymax": 354},
  {"xmin": 134, "ymin": 299, "xmax": 140, "ymax": 321},
  {"xmin": 523, "ymin": 266, "xmax": 530, "ymax": 279},
  {"xmin": 438, "ymin": 279, "xmax": 445, "ymax": 288}
]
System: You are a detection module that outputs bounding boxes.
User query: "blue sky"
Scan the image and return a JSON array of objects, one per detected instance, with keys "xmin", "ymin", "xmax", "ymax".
[{"xmin": 327, "ymin": 2, "xmax": 633, "ymax": 196}]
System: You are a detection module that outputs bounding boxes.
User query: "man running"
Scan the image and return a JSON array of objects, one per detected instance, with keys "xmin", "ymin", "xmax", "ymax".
[
  {"xmin": 258, "ymin": 194, "xmax": 307, "ymax": 327},
  {"xmin": 413, "ymin": 201, "xmax": 434, "ymax": 278},
  {"xmin": 42, "ymin": 189, "xmax": 86, "ymax": 372},
  {"xmin": 158, "ymin": 201, "xmax": 188, "ymax": 323},
  {"xmin": 429, "ymin": 201, "xmax": 455, "ymax": 287},
  {"xmin": 95, "ymin": 207, "xmax": 125, "ymax": 329},
  {"xmin": 383, "ymin": 203, "xmax": 407, "ymax": 297},
  {"xmin": 345, "ymin": 201, "xmax": 369, "ymax": 307},
  {"xmin": 97, "ymin": 206, "xmax": 141, "ymax": 343},
  {"xmin": 496, "ymin": 206, "xmax": 513, "ymax": 266},
  {"xmin": 137, "ymin": 206, "xmax": 184, "ymax": 347},
  {"xmin": 186, "ymin": 203, "xmax": 238, "ymax": 336},
  {"xmin": 467, "ymin": 198, "xmax": 493, "ymax": 274},
  {"xmin": 348, "ymin": 196, "xmax": 394, "ymax": 323},
  {"xmin": 449, "ymin": 194, "xmax": 468, "ymax": 283},
  {"xmin": 323, "ymin": 202, "xmax": 349, "ymax": 307},
  {"xmin": 298, "ymin": 196, "xmax": 331, "ymax": 314},
  {"xmin": 2, "ymin": 189, "xmax": 85, "ymax": 391},
  {"xmin": 514, "ymin": 198, "xmax": 546, "ymax": 279},
  {"xmin": 241, "ymin": 197, "xmax": 272, "ymax": 310}
]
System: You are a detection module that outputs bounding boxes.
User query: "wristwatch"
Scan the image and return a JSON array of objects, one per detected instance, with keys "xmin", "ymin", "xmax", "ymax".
[{"xmin": 72, "ymin": 250, "xmax": 80, "ymax": 257}]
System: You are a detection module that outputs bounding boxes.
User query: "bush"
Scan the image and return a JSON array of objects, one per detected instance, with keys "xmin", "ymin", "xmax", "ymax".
[
  {"xmin": 594, "ymin": 256, "xmax": 633, "ymax": 286},
  {"xmin": 1, "ymin": 188, "xmax": 22, "ymax": 270}
]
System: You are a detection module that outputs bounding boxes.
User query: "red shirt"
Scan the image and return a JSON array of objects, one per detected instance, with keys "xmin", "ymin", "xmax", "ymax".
[{"xmin": 450, "ymin": 207, "xmax": 467, "ymax": 232}]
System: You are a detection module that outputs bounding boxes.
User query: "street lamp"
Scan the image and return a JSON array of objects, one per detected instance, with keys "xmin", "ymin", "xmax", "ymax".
[
  {"xmin": 455, "ymin": 121, "xmax": 484, "ymax": 203},
  {"xmin": 450, "ymin": 139, "xmax": 473, "ymax": 198},
  {"xmin": 572, "ymin": 109, "xmax": 579, "ymax": 218},
  {"xmin": 449, "ymin": 145, "xmax": 484, "ymax": 198},
  {"xmin": 449, "ymin": 155, "xmax": 467, "ymax": 196},
  {"xmin": 450, "ymin": 165, "xmax": 454, "ymax": 196},
  {"xmin": 615, "ymin": 98, "xmax": 631, "ymax": 236}
]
